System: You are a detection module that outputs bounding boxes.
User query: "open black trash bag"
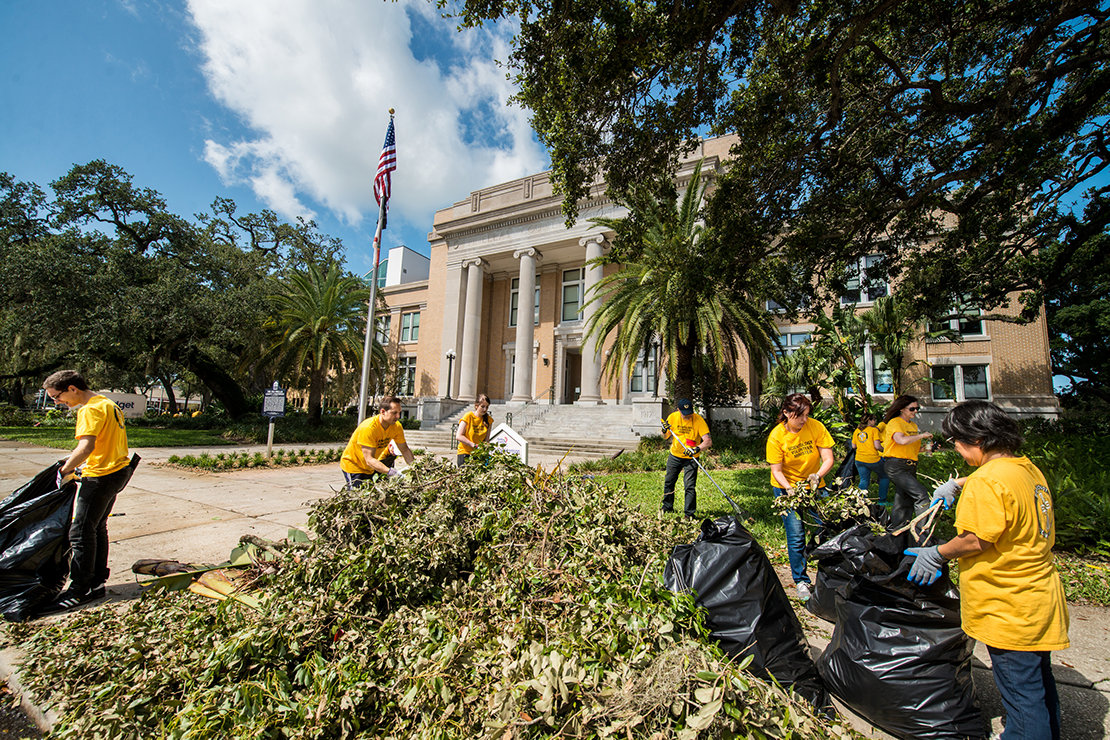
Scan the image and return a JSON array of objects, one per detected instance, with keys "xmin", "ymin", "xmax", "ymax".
[
  {"xmin": 829, "ymin": 448, "xmax": 856, "ymax": 492},
  {"xmin": 664, "ymin": 515, "xmax": 827, "ymax": 709},
  {"xmin": 811, "ymin": 525, "xmax": 986, "ymax": 739},
  {"xmin": 805, "ymin": 514, "xmax": 892, "ymax": 623},
  {"xmin": 0, "ymin": 462, "xmax": 75, "ymax": 621}
]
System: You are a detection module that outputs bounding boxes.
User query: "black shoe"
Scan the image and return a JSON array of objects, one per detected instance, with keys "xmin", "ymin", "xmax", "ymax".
[
  {"xmin": 90, "ymin": 584, "xmax": 106, "ymax": 599},
  {"xmin": 39, "ymin": 589, "xmax": 97, "ymax": 615}
]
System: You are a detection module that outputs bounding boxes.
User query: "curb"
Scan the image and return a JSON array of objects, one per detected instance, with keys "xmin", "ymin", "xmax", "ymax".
[{"xmin": 0, "ymin": 647, "xmax": 57, "ymax": 733}]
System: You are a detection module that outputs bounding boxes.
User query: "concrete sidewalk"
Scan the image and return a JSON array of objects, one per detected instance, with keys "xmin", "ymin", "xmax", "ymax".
[{"xmin": 1, "ymin": 439, "xmax": 1107, "ymax": 737}]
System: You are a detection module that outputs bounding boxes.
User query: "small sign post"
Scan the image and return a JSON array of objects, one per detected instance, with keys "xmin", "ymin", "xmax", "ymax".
[
  {"xmin": 262, "ymin": 382, "xmax": 286, "ymax": 458},
  {"xmin": 487, "ymin": 423, "xmax": 529, "ymax": 465}
]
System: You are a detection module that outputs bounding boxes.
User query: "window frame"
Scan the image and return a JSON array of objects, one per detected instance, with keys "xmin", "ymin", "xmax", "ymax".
[
  {"xmin": 931, "ymin": 363, "xmax": 991, "ymax": 402},
  {"xmin": 400, "ymin": 311, "xmax": 420, "ymax": 343},
  {"xmin": 561, "ymin": 268, "xmax": 584, "ymax": 323},
  {"xmin": 840, "ymin": 254, "xmax": 889, "ymax": 306},
  {"xmin": 398, "ymin": 356, "xmax": 417, "ymax": 396},
  {"xmin": 509, "ymin": 276, "xmax": 540, "ymax": 328},
  {"xmin": 375, "ymin": 315, "xmax": 391, "ymax": 345}
]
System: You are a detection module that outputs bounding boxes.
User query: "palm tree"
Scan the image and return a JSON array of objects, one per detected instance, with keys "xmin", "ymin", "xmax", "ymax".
[
  {"xmin": 859, "ymin": 295, "xmax": 956, "ymax": 397},
  {"xmin": 584, "ymin": 161, "xmax": 774, "ymax": 403},
  {"xmin": 260, "ymin": 261, "xmax": 385, "ymax": 424}
]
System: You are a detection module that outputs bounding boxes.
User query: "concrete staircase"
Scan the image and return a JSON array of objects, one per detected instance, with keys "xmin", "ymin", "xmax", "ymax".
[{"xmin": 403, "ymin": 403, "xmax": 642, "ymax": 460}]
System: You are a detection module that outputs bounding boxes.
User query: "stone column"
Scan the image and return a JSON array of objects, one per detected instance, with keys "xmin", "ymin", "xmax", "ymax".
[
  {"xmin": 458, "ymin": 258, "xmax": 486, "ymax": 401},
  {"xmin": 577, "ymin": 234, "xmax": 607, "ymax": 405},
  {"xmin": 510, "ymin": 248, "xmax": 541, "ymax": 404}
]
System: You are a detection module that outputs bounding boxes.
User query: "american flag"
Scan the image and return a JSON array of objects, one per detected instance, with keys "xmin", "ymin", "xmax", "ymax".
[{"xmin": 373, "ymin": 117, "xmax": 397, "ymax": 226}]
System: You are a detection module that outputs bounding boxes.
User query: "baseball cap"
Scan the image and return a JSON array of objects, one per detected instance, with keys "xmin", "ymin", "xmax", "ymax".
[{"xmin": 677, "ymin": 398, "xmax": 694, "ymax": 415}]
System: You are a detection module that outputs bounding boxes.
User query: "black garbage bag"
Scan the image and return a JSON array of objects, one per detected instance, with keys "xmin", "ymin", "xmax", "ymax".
[
  {"xmin": 813, "ymin": 526, "xmax": 986, "ymax": 739},
  {"xmin": 664, "ymin": 515, "xmax": 828, "ymax": 708},
  {"xmin": 805, "ymin": 515, "xmax": 892, "ymax": 623},
  {"xmin": 829, "ymin": 448, "xmax": 857, "ymax": 492},
  {"xmin": 0, "ymin": 462, "xmax": 75, "ymax": 621}
]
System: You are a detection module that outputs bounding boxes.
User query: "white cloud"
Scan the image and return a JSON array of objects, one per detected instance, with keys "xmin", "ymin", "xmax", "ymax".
[{"xmin": 186, "ymin": 0, "xmax": 546, "ymax": 237}]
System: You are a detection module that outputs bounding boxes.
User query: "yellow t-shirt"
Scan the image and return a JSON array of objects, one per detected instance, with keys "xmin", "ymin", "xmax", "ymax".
[
  {"xmin": 665, "ymin": 411, "xmax": 709, "ymax": 459},
  {"xmin": 876, "ymin": 421, "xmax": 887, "ymax": 457},
  {"xmin": 456, "ymin": 411, "xmax": 493, "ymax": 456},
  {"xmin": 852, "ymin": 426, "xmax": 881, "ymax": 464},
  {"xmin": 340, "ymin": 415, "xmax": 407, "ymax": 474},
  {"xmin": 75, "ymin": 395, "xmax": 130, "ymax": 477},
  {"xmin": 883, "ymin": 416, "xmax": 921, "ymax": 461},
  {"xmin": 954, "ymin": 456, "xmax": 1069, "ymax": 651},
  {"xmin": 766, "ymin": 418, "xmax": 834, "ymax": 488}
]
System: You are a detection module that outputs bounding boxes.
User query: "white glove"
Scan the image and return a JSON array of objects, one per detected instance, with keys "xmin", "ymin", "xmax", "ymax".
[
  {"xmin": 931, "ymin": 479, "xmax": 962, "ymax": 509},
  {"xmin": 386, "ymin": 467, "xmax": 401, "ymax": 478},
  {"xmin": 806, "ymin": 473, "xmax": 820, "ymax": 490}
]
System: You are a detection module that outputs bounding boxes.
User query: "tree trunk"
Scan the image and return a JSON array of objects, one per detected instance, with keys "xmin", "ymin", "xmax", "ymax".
[
  {"xmin": 175, "ymin": 346, "xmax": 251, "ymax": 418},
  {"xmin": 308, "ymin": 368, "xmax": 324, "ymax": 425},
  {"xmin": 158, "ymin": 374, "xmax": 179, "ymax": 415},
  {"xmin": 673, "ymin": 336, "xmax": 696, "ymax": 403}
]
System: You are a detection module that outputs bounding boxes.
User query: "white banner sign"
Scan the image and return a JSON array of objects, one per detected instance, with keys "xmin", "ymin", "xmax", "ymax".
[{"xmin": 100, "ymin": 392, "xmax": 148, "ymax": 419}]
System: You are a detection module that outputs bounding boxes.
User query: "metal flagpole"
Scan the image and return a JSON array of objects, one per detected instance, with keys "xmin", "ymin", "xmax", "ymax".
[
  {"xmin": 356, "ymin": 197, "xmax": 387, "ymax": 424},
  {"xmin": 357, "ymin": 109, "xmax": 396, "ymax": 425}
]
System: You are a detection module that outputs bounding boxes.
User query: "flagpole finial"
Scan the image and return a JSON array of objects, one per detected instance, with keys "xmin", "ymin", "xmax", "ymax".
[{"xmin": 388, "ymin": 108, "xmax": 395, "ymax": 115}]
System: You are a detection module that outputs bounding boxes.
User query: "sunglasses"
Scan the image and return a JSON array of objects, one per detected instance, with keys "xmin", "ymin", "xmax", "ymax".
[
  {"xmin": 907, "ymin": 405, "xmax": 920, "ymax": 411},
  {"xmin": 46, "ymin": 389, "xmax": 62, "ymax": 401}
]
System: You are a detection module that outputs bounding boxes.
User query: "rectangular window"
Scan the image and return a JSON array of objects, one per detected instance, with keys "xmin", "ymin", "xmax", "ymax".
[
  {"xmin": 375, "ymin": 315, "xmax": 391, "ymax": 344},
  {"xmin": 841, "ymin": 255, "xmax": 888, "ymax": 305},
  {"xmin": 398, "ymin": 356, "xmax": 417, "ymax": 396},
  {"xmin": 931, "ymin": 364, "xmax": 990, "ymax": 401},
  {"xmin": 509, "ymin": 277, "xmax": 540, "ymax": 327},
  {"xmin": 561, "ymin": 268, "xmax": 583, "ymax": 322},
  {"xmin": 930, "ymin": 301, "xmax": 985, "ymax": 339},
  {"xmin": 849, "ymin": 345, "xmax": 894, "ymax": 395},
  {"xmin": 400, "ymin": 311, "xmax": 420, "ymax": 343}
]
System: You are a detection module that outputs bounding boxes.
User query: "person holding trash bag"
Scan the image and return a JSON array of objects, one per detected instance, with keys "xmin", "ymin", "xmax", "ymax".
[
  {"xmin": 766, "ymin": 393, "xmax": 834, "ymax": 601},
  {"xmin": 882, "ymin": 394, "xmax": 933, "ymax": 527},
  {"xmin": 905, "ymin": 401, "xmax": 1069, "ymax": 740},
  {"xmin": 660, "ymin": 398, "xmax": 711, "ymax": 517},
  {"xmin": 340, "ymin": 396, "xmax": 415, "ymax": 488},
  {"xmin": 455, "ymin": 393, "xmax": 492, "ymax": 467},
  {"xmin": 40, "ymin": 370, "xmax": 131, "ymax": 611},
  {"xmin": 851, "ymin": 412, "xmax": 888, "ymax": 504}
]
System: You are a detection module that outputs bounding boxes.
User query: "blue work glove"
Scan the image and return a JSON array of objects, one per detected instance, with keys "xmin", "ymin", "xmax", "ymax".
[
  {"xmin": 904, "ymin": 546, "xmax": 945, "ymax": 586},
  {"xmin": 931, "ymin": 479, "xmax": 962, "ymax": 510}
]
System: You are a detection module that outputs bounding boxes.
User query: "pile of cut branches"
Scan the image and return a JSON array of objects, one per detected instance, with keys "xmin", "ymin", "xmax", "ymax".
[{"xmin": 5, "ymin": 449, "xmax": 856, "ymax": 738}]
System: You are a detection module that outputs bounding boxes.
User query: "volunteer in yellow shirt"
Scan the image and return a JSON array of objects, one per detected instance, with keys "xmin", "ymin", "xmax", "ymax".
[
  {"xmin": 905, "ymin": 401, "xmax": 1068, "ymax": 740},
  {"xmin": 881, "ymin": 395, "xmax": 933, "ymax": 527},
  {"xmin": 41, "ymin": 370, "xmax": 134, "ymax": 611},
  {"xmin": 455, "ymin": 393, "xmax": 493, "ymax": 467},
  {"xmin": 851, "ymin": 412, "xmax": 888, "ymax": 503},
  {"xmin": 765, "ymin": 393, "xmax": 834, "ymax": 600},
  {"xmin": 660, "ymin": 398, "xmax": 711, "ymax": 517},
  {"xmin": 341, "ymin": 396, "xmax": 415, "ymax": 488}
]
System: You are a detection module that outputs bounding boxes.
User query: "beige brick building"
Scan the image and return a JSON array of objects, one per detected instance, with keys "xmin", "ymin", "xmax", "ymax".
[{"xmin": 372, "ymin": 136, "xmax": 1058, "ymax": 430}]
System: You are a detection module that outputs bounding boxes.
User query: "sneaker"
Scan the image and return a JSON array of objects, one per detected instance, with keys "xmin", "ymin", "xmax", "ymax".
[
  {"xmin": 90, "ymin": 583, "xmax": 106, "ymax": 599},
  {"xmin": 38, "ymin": 589, "xmax": 97, "ymax": 615},
  {"xmin": 795, "ymin": 582, "xmax": 812, "ymax": 601}
]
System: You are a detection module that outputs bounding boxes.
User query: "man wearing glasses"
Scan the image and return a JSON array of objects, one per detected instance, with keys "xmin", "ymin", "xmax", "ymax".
[{"xmin": 41, "ymin": 370, "xmax": 132, "ymax": 611}]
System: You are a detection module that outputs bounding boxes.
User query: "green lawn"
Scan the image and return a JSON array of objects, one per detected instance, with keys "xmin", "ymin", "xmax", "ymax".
[
  {"xmin": 0, "ymin": 426, "xmax": 235, "ymax": 449},
  {"xmin": 595, "ymin": 467, "xmax": 792, "ymax": 568}
]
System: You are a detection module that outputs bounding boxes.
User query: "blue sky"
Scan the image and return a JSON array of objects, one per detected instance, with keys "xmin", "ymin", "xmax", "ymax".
[{"xmin": 0, "ymin": 0, "xmax": 548, "ymax": 276}]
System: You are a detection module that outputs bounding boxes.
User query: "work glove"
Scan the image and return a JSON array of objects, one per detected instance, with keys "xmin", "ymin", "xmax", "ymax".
[
  {"xmin": 386, "ymin": 467, "xmax": 401, "ymax": 478},
  {"xmin": 660, "ymin": 419, "xmax": 672, "ymax": 435},
  {"xmin": 56, "ymin": 469, "xmax": 75, "ymax": 489},
  {"xmin": 931, "ymin": 479, "xmax": 962, "ymax": 510},
  {"xmin": 684, "ymin": 444, "xmax": 699, "ymax": 457},
  {"xmin": 904, "ymin": 546, "xmax": 945, "ymax": 586},
  {"xmin": 806, "ymin": 473, "xmax": 821, "ymax": 490}
]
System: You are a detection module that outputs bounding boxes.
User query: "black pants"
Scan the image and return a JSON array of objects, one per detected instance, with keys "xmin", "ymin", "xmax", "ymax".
[
  {"xmin": 69, "ymin": 465, "xmax": 130, "ymax": 592},
  {"xmin": 662, "ymin": 454, "xmax": 698, "ymax": 515},
  {"xmin": 886, "ymin": 457, "xmax": 930, "ymax": 528}
]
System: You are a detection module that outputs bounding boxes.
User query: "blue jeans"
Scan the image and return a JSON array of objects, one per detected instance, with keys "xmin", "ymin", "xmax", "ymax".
[
  {"xmin": 855, "ymin": 459, "xmax": 889, "ymax": 504},
  {"xmin": 987, "ymin": 646, "xmax": 1061, "ymax": 740},
  {"xmin": 772, "ymin": 487, "xmax": 817, "ymax": 585}
]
